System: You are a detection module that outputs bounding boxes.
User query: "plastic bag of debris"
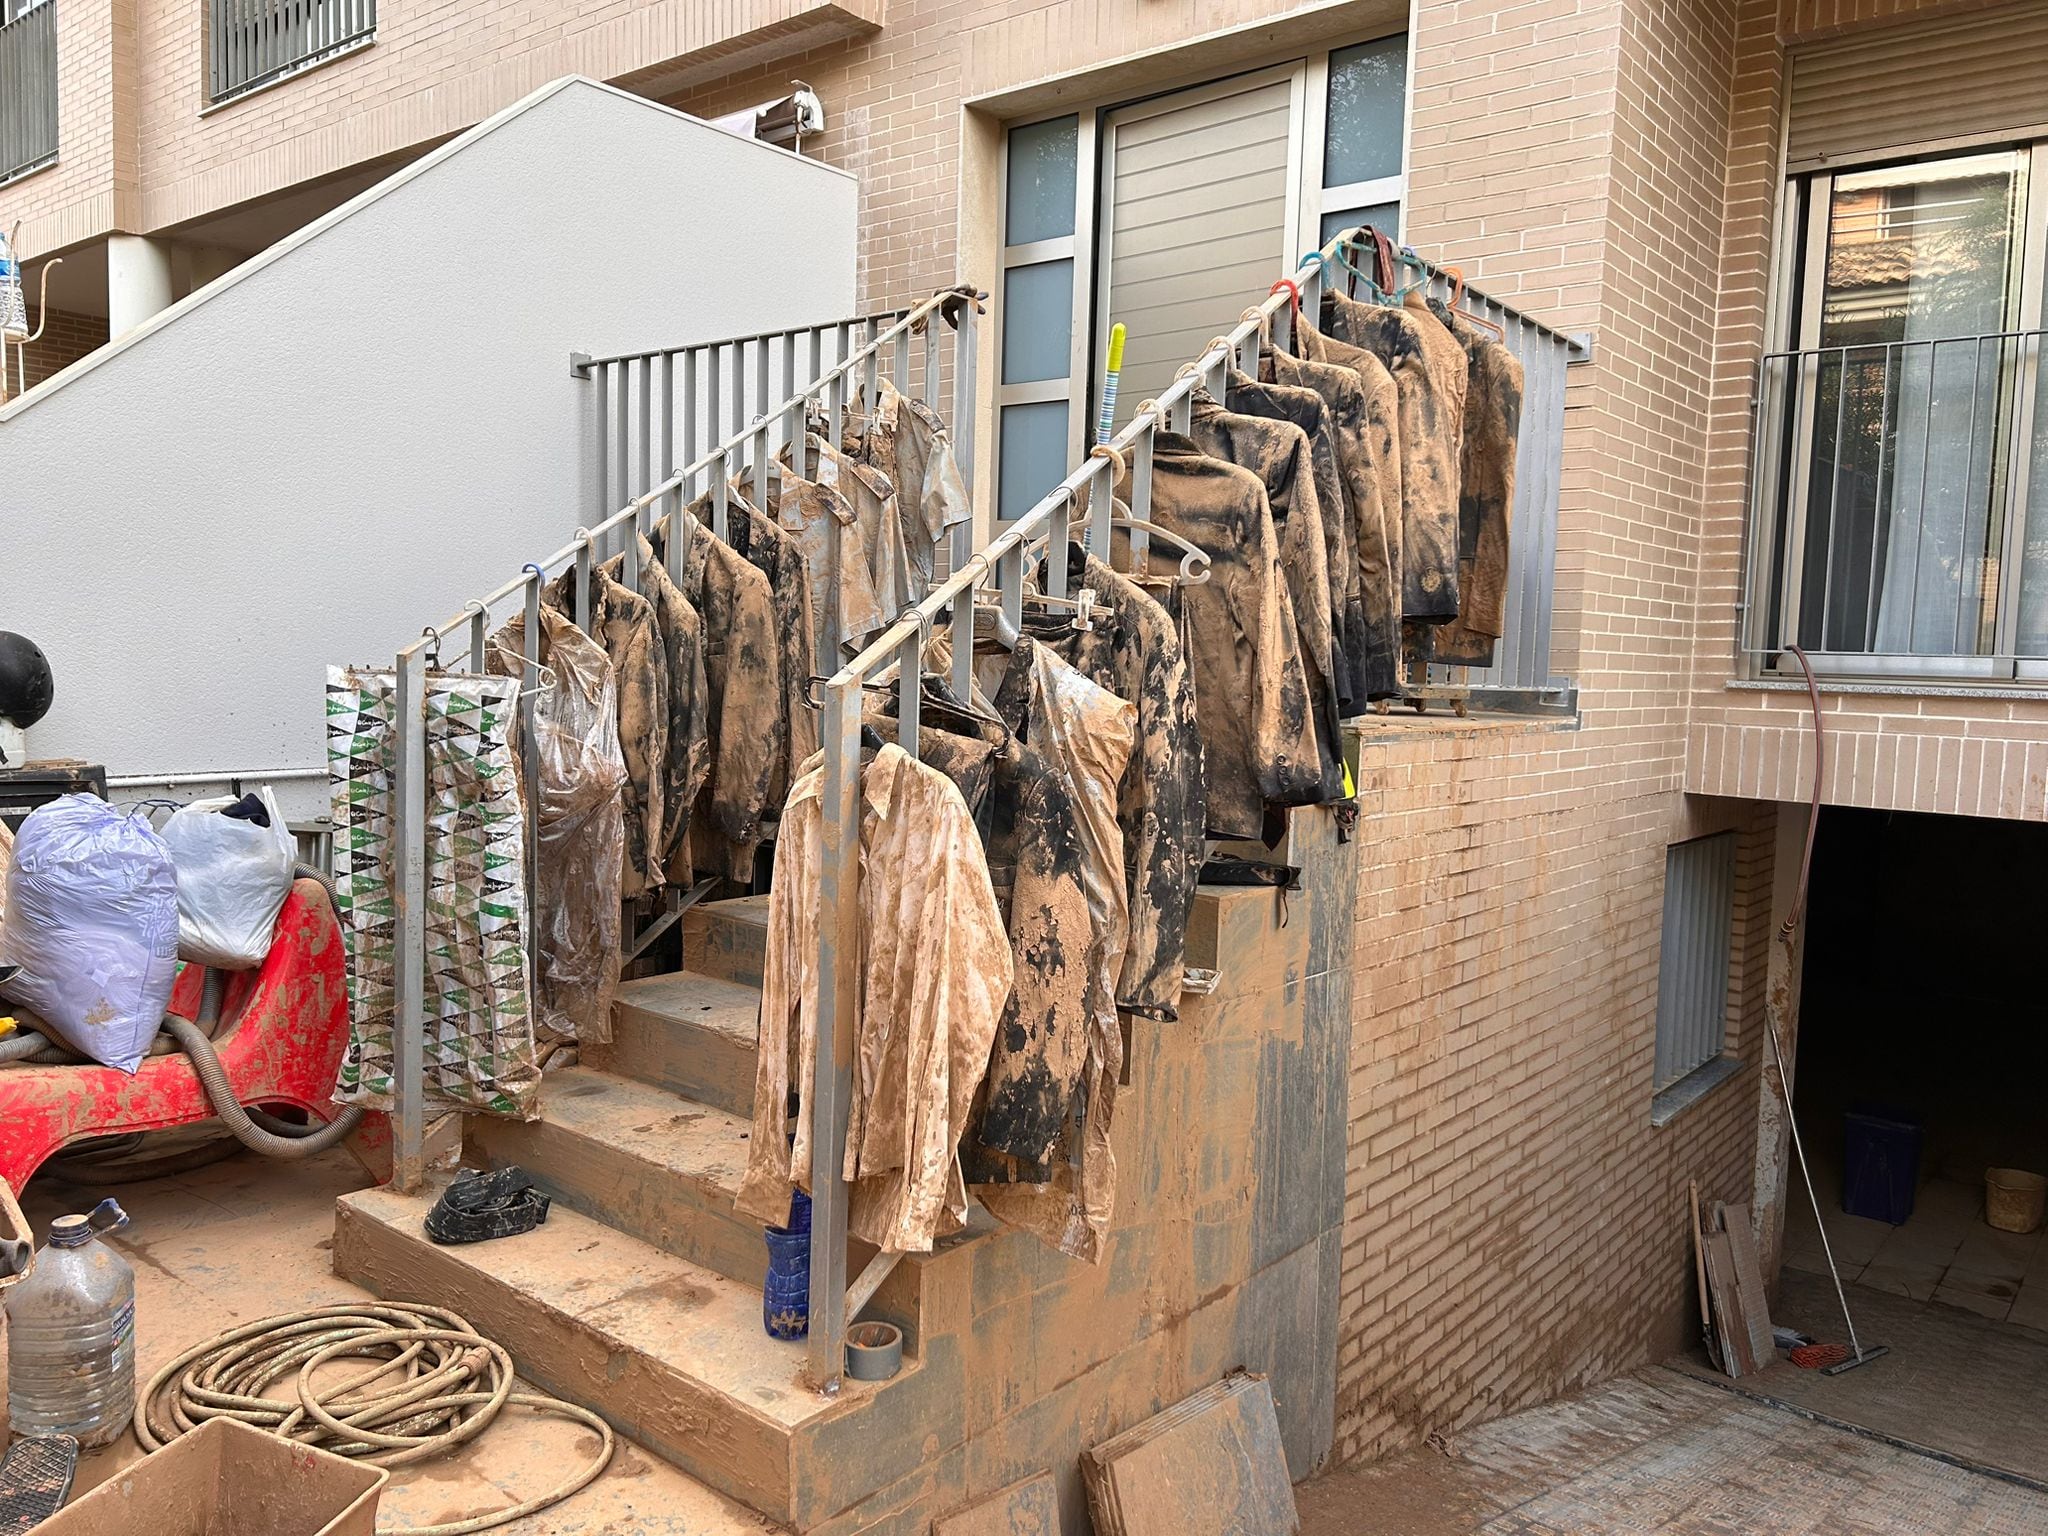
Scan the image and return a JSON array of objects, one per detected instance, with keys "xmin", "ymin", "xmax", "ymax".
[
  {"xmin": 490, "ymin": 605, "xmax": 627, "ymax": 1043},
  {"xmin": 0, "ymin": 794, "xmax": 180, "ymax": 1072},
  {"xmin": 160, "ymin": 788, "xmax": 296, "ymax": 969}
]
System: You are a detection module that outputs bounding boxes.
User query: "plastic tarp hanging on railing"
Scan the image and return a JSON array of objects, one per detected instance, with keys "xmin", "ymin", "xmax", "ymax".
[
  {"xmin": 489, "ymin": 605, "xmax": 626, "ymax": 1044},
  {"xmin": 326, "ymin": 666, "xmax": 541, "ymax": 1119}
]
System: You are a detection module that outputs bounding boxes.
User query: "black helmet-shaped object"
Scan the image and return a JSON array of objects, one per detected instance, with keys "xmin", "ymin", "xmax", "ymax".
[{"xmin": 0, "ymin": 633, "xmax": 53, "ymax": 728}]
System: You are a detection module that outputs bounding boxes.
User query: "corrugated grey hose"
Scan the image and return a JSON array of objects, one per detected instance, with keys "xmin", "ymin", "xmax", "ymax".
[{"xmin": 2, "ymin": 864, "xmax": 366, "ymax": 1157}]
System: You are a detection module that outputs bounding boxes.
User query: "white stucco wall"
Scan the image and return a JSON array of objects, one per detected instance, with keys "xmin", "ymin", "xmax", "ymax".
[{"xmin": 2, "ymin": 78, "xmax": 857, "ymax": 821}]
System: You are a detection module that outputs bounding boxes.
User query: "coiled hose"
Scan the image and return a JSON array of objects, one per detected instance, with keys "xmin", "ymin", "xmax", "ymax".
[
  {"xmin": 134, "ymin": 1301, "xmax": 613, "ymax": 1536},
  {"xmin": 0, "ymin": 864, "xmax": 366, "ymax": 1157}
]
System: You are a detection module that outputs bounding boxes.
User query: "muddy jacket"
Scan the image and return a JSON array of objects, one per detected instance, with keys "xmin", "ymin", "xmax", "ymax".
[
  {"xmin": 585, "ymin": 540, "xmax": 713, "ymax": 890},
  {"xmin": 847, "ymin": 377, "xmax": 974, "ymax": 601},
  {"xmin": 1431, "ymin": 310, "xmax": 1524, "ymax": 666},
  {"xmin": 1031, "ymin": 551, "xmax": 1205, "ymax": 1020},
  {"xmin": 721, "ymin": 490, "xmax": 820, "ymax": 813},
  {"xmin": 1187, "ymin": 394, "xmax": 1345, "ymax": 804},
  {"xmin": 1223, "ymin": 368, "xmax": 1364, "ymax": 712},
  {"xmin": 655, "ymin": 511, "xmax": 783, "ymax": 884},
  {"xmin": 544, "ymin": 565, "xmax": 667, "ymax": 898},
  {"xmin": 800, "ymin": 432, "xmax": 916, "ymax": 640},
  {"xmin": 1121, "ymin": 432, "xmax": 1321, "ymax": 838},
  {"xmin": 1320, "ymin": 288, "xmax": 1469, "ymax": 621},
  {"xmin": 966, "ymin": 640, "xmax": 1134, "ymax": 1264},
  {"xmin": 741, "ymin": 464, "xmax": 887, "ymax": 669},
  {"xmin": 1262, "ymin": 343, "xmax": 1404, "ymax": 701},
  {"xmin": 735, "ymin": 743, "xmax": 1012, "ymax": 1252}
]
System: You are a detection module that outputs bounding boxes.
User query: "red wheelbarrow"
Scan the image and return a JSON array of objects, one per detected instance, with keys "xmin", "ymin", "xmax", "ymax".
[{"xmin": 0, "ymin": 878, "xmax": 389, "ymax": 1196}]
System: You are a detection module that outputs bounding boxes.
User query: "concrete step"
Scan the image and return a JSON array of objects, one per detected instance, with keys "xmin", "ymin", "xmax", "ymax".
[
  {"xmin": 334, "ymin": 1180, "xmax": 961, "ymax": 1530},
  {"xmin": 465, "ymin": 1065, "xmax": 762, "ymax": 1284},
  {"xmin": 683, "ymin": 895, "xmax": 770, "ymax": 987},
  {"xmin": 590, "ymin": 969, "xmax": 760, "ymax": 1117}
]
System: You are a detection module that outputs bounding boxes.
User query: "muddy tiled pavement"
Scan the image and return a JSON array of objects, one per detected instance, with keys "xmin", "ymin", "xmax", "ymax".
[{"xmin": 1298, "ymin": 1368, "xmax": 2048, "ymax": 1535}]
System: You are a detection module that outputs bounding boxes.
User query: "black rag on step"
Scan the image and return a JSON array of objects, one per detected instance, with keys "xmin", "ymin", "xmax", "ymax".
[{"xmin": 424, "ymin": 1166, "xmax": 551, "ymax": 1245}]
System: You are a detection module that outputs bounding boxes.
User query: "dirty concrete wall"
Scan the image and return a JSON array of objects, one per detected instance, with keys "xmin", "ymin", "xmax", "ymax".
[
  {"xmin": 2, "ymin": 79, "xmax": 854, "ymax": 821},
  {"xmin": 836, "ymin": 804, "xmax": 1356, "ymax": 1535}
]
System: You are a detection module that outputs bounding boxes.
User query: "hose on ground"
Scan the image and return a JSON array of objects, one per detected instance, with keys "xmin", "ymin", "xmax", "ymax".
[{"xmin": 134, "ymin": 1301, "xmax": 614, "ymax": 1536}]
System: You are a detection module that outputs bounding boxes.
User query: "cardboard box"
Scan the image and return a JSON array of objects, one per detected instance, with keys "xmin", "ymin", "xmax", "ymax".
[{"xmin": 42, "ymin": 1418, "xmax": 387, "ymax": 1536}]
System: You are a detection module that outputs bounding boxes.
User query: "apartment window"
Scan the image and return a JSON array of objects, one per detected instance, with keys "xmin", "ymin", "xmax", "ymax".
[
  {"xmin": 209, "ymin": 0, "xmax": 375, "ymax": 108},
  {"xmin": 0, "ymin": 0, "xmax": 57, "ymax": 187},
  {"xmin": 1651, "ymin": 833, "xmax": 1739, "ymax": 1121},
  {"xmin": 1749, "ymin": 16, "xmax": 2048, "ymax": 687},
  {"xmin": 994, "ymin": 35, "xmax": 1411, "ymax": 520}
]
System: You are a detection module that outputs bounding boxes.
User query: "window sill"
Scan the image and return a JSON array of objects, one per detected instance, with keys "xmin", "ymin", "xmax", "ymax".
[
  {"xmin": 1651, "ymin": 1054, "xmax": 1742, "ymax": 1128},
  {"xmin": 201, "ymin": 33, "xmax": 374, "ymax": 116},
  {"xmin": 1729, "ymin": 676, "xmax": 2048, "ymax": 702},
  {"xmin": 0, "ymin": 152, "xmax": 56, "ymax": 191}
]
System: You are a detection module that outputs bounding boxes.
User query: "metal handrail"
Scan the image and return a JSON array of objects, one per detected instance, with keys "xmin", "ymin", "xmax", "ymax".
[
  {"xmin": 801, "ymin": 225, "xmax": 1590, "ymax": 1391},
  {"xmin": 1742, "ymin": 326, "xmax": 2048, "ymax": 673},
  {"xmin": 383, "ymin": 285, "xmax": 981, "ymax": 1199}
]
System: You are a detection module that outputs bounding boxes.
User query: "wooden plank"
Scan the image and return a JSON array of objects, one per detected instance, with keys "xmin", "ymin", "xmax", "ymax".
[
  {"xmin": 1081, "ymin": 1374, "xmax": 1298, "ymax": 1536},
  {"xmin": 1703, "ymin": 1230, "xmax": 1760, "ymax": 1377},
  {"xmin": 933, "ymin": 1472, "xmax": 1060, "ymax": 1536},
  {"xmin": 1689, "ymin": 1180, "xmax": 1716, "ymax": 1361},
  {"xmin": 1722, "ymin": 1201, "xmax": 1777, "ymax": 1368}
]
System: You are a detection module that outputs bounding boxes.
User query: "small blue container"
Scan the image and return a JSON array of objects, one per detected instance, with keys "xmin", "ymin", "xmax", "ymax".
[
  {"xmin": 1843, "ymin": 1106, "xmax": 1922, "ymax": 1225},
  {"xmin": 762, "ymin": 1197, "xmax": 811, "ymax": 1341}
]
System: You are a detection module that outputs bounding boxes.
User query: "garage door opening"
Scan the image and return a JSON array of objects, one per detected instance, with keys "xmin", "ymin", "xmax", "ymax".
[{"xmin": 1768, "ymin": 805, "xmax": 2048, "ymax": 1481}]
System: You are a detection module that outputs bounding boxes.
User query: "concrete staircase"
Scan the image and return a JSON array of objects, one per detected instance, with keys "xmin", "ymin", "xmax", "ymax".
[
  {"xmin": 335, "ymin": 897, "xmax": 977, "ymax": 1532},
  {"xmin": 334, "ymin": 803, "xmax": 1356, "ymax": 1534}
]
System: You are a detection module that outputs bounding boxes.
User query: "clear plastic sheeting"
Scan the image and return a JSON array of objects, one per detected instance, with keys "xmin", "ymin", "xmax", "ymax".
[
  {"xmin": 0, "ymin": 795, "xmax": 180, "ymax": 1073},
  {"xmin": 490, "ymin": 606, "xmax": 627, "ymax": 1044}
]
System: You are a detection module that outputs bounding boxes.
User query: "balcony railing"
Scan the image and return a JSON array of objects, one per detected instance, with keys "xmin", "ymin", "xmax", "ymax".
[
  {"xmin": 0, "ymin": 0, "xmax": 57, "ymax": 186},
  {"xmin": 1745, "ymin": 330, "xmax": 2048, "ymax": 682},
  {"xmin": 210, "ymin": 0, "xmax": 374, "ymax": 107}
]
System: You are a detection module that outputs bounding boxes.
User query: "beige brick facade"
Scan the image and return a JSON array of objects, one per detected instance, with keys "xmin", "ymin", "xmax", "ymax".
[
  {"xmin": 1686, "ymin": 0, "xmax": 2048, "ymax": 820},
  {"xmin": 7, "ymin": 0, "xmax": 2040, "ymax": 1482}
]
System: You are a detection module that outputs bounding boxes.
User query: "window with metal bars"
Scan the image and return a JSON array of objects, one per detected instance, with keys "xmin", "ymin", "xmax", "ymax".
[
  {"xmin": 209, "ymin": 0, "xmax": 375, "ymax": 107},
  {"xmin": 1653, "ymin": 832, "xmax": 1738, "ymax": 1099},
  {"xmin": 0, "ymin": 0, "xmax": 57, "ymax": 187}
]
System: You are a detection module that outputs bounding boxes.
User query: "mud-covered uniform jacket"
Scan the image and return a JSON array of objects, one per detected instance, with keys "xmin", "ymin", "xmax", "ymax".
[
  {"xmin": 735, "ymin": 743, "xmax": 1012, "ymax": 1253},
  {"xmin": 1119, "ymin": 432, "xmax": 1321, "ymax": 838},
  {"xmin": 1430, "ymin": 309, "xmax": 1524, "ymax": 666},
  {"xmin": 1029, "ymin": 550, "xmax": 1205, "ymax": 1021},
  {"xmin": 1320, "ymin": 288, "xmax": 1470, "ymax": 622},
  {"xmin": 1261, "ymin": 342, "xmax": 1404, "ymax": 700}
]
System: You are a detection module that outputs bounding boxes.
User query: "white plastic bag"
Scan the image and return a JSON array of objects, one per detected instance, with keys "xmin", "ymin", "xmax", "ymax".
[
  {"xmin": 160, "ymin": 789, "xmax": 296, "ymax": 969},
  {"xmin": 0, "ymin": 794, "xmax": 181, "ymax": 1073}
]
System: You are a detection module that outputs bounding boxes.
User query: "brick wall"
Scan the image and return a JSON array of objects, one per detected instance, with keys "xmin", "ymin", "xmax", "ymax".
[
  {"xmin": 1330, "ymin": 0, "xmax": 1775, "ymax": 1460},
  {"xmin": 11, "ymin": 305, "xmax": 107, "ymax": 391},
  {"xmin": 1685, "ymin": 0, "xmax": 2048, "ymax": 819},
  {"xmin": 0, "ymin": 0, "xmax": 126, "ymax": 263},
  {"xmin": 0, "ymin": 0, "xmax": 884, "ymax": 261}
]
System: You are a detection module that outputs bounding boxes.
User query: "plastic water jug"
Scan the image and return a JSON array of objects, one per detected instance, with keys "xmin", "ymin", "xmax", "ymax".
[{"xmin": 5, "ymin": 1199, "xmax": 135, "ymax": 1447}]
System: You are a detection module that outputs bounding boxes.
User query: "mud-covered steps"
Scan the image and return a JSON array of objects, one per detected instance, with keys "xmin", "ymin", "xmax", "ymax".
[
  {"xmin": 334, "ymin": 1181, "xmax": 970, "ymax": 1530},
  {"xmin": 683, "ymin": 895, "xmax": 769, "ymax": 987}
]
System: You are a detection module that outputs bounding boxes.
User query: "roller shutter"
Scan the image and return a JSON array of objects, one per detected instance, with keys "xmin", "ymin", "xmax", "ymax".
[
  {"xmin": 1787, "ymin": 2, "xmax": 2048, "ymax": 171},
  {"xmin": 1099, "ymin": 72, "xmax": 1298, "ymax": 427}
]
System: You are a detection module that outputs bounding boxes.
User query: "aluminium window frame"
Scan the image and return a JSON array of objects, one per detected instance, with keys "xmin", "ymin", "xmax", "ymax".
[
  {"xmin": 991, "ymin": 29, "xmax": 1411, "ymax": 520},
  {"xmin": 1752, "ymin": 136, "xmax": 2048, "ymax": 683}
]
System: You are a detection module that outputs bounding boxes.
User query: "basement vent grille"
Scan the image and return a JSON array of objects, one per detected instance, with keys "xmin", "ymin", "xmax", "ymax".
[{"xmin": 1654, "ymin": 832, "xmax": 1736, "ymax": 1093}]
